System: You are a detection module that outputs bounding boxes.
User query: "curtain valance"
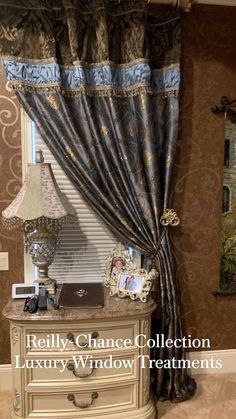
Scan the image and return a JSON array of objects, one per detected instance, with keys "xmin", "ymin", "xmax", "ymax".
[{"xmin": 0, "ymin": 0, "xmax": 180, "ymax": 97}]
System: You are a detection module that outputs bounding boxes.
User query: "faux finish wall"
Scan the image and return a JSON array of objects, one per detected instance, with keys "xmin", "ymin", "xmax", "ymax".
[
  {"xmin": 0, "ymin": 5, "xmax": 236, "ymax": 365},
  {"xmin": 0, "ymin": 64, "xmax": 23, "ymax": 364},
  {"xmin": 172, "ymin": 5, "xmax": 236, "ymax": 350}
]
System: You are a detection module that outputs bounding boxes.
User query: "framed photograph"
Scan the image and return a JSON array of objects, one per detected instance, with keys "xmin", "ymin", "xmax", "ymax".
[
  {"xmin": 118, "ymin": 273, "xmax": 144, "ymax": 293},
  {"xmin": 109, "ymin": 268, "xmax": 155, "ymax": 303},
  {"xmin": 111, "ymin": 257, "xmax": 126, "ymax": 277},
  {"xmin": 104, "ymin": 243, "xmax": 131, "ymax": 287}
]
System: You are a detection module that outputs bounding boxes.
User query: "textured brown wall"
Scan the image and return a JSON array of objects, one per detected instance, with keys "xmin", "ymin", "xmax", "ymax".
[
  {"xmin": 0, "ymin": 65, "xmax": 23, "ymax": 364},
  {"xmin": 0, "ymin": 4, "xmax": 236, "ymax": 365},
  {"xmin": 172, "ymin": 5, "xmax": 236, "ymax": 350}
]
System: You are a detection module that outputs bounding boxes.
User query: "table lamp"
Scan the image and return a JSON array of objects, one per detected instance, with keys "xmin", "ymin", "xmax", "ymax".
[{"xmin": 1, "ymin": 150, "xmax": 76, "ymax": 295}]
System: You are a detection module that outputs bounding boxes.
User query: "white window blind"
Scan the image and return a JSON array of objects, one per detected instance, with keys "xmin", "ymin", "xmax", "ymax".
[{"xmin": 33, "ymin": 128, "xmax": 118, "ymax": 283}]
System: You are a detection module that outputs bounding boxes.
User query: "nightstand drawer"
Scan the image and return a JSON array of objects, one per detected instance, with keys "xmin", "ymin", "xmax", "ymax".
[
  {"xmin": 24, "ymin": 320, "xmax": 138, "ymax": 353},
  {"xmin": 26, "ymin": 352, "xmax": 138, "ymax": 387},
  {"xmin": 26, "ymin": 383, "xmax": 138, "ymax": 417}
]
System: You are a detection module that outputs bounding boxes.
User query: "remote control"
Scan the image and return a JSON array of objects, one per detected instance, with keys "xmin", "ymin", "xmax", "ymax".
[{"xmin": 38, "ymin": 286, "xmax": 48, "ymax": 310}]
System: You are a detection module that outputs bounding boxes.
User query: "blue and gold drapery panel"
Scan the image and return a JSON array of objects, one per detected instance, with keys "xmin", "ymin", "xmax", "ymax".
[{"xmin": 0, "ymin": 0, "xmax": 196, "ymax": 401}]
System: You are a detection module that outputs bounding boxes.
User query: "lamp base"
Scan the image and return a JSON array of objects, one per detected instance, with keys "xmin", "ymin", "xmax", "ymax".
[{"xmin": 24, "ymin": 223, "xmax": 60, "ymax": 297}]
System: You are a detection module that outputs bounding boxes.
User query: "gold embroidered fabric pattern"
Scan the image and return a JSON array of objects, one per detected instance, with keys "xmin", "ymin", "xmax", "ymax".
[{"xmin": 0, "ymin": 1, "xmax": 180, "ymax": 67}]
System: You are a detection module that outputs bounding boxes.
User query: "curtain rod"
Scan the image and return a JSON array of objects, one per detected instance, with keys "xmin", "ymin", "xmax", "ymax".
[
  {"xmin": 149, "ymin": 0, "xmax": 236, "ymax": 12},
  {"xmin": 212, "ymin": 96, "xmax": 236, "ymax": 115},
  {"xmin": 148, "ymin": 1, "xmax": 193, "ymax": 11}
]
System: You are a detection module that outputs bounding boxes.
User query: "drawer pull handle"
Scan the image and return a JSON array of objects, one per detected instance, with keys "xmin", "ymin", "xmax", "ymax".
[
  {"xmin": 67, "ymin": 392, "xmax": 98, "ymax": 408},
  {"xmin": 67, "ymin": 331, "xmax": 99, "ymax": 348},
  {"xmin": 67, "ymin": 361, "xmax": 96, "ymax": 378}
]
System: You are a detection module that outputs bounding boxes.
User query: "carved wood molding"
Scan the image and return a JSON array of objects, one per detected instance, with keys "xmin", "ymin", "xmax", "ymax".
[
  {"xmin": 11, "ymin": 327, "xmax": 19, "ymax": 346},
  {"xmin": 13, "ymin": 388, "xmax": 20, "ymax": 412}
]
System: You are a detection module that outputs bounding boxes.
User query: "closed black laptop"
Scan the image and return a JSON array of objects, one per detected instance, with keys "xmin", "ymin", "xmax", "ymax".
[{"xmin": 58, "ymin": 282, "xmax": 104, "ymax": 308}]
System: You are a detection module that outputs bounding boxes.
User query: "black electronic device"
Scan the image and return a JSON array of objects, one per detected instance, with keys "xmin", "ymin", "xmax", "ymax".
[
  {"xmin": 23, "ymin": 295, "xmax": 39, "ymax": 313},
  {"xmin": 58, "ymin": 283, "xmax": 104, "ymax": 308},
  {"xmin": 38, "ymin": 286, "xmax": 48, "ymax": 310}
]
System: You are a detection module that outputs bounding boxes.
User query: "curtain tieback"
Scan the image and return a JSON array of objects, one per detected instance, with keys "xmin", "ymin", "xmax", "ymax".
[
  {"xmin": 148, "ymin": 208, "xmax": 180, "ymax": 269},
  {"xmin": 160, "ymin": 208, "xmax": 180, "ymax": 227}
]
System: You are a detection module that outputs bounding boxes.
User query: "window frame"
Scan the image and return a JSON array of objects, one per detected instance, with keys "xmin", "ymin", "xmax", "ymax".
[{"xmin": 21, "ymin": 108, "xmax": 36, "ymax": 283}]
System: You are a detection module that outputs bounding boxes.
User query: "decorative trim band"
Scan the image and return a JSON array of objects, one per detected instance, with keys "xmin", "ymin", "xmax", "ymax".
[
  {"xmin": 3, "ymin": 59, "xmax": 180, "ymax": 95},
  {"xmin": 11, "ymin": 82, "xmax": 179, "ymax": 98}
]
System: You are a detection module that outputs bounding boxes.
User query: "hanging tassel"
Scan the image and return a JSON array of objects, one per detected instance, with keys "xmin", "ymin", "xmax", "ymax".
[
  {"xmin": 150, "ymin": 256, "xmax": 159, "ymax": 293},
  {"xmin": 149, "ymin": 262, "xmax": 161, "ymax": 318}
]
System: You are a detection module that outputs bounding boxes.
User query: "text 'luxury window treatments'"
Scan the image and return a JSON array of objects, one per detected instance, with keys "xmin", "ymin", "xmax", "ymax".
[{"xmin": 0, "ymin": 0, "xmax": 196, "ymax": 401}]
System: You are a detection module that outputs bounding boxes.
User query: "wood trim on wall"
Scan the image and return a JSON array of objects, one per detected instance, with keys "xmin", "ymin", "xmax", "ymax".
[
  {"xmin": 21, "ymin": 108, "xmax": 34, "ymax": 181},
  {"xmin": 188, "ymin": 349, "xmax": 236, "ymax": 375},
  {"xmin": 0, "ymin": 365, "xmax": 12, "ymax": 390}
]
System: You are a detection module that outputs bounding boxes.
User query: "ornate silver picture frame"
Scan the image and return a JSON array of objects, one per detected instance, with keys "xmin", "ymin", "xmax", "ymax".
[
  {"xmin": 109, "ymin": 268, "xmax": 156, "ymax": 303},
  {"xmin": 104, "ymin": 243, "xmax": 131, "ymax": 287}
]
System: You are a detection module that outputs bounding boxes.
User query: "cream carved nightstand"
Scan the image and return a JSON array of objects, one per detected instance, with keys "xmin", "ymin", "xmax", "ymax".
[{"xmin": 3, "ymin": 289, "xmax": 157, "ymax": 419}]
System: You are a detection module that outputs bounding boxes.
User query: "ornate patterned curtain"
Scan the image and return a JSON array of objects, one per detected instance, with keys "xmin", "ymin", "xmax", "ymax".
[{"xmin": 0, "ymin": 0, "xmax": 196, "ymax": 401}]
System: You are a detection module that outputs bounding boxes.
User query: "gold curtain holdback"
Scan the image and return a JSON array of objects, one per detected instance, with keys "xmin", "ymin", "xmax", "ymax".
[{"xmin": 160, "ymin": 208, "xmax": 180, "ymax": 227}]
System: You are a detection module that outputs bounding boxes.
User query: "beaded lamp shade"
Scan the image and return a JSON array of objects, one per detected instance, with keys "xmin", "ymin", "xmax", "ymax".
[
  {"xmin": 2, "ymin": 160, "xmax": 75, "ymax": 229},
  {"xmin": 1, "ymin": 150, "xmax": 76, "ymax": 295}
]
